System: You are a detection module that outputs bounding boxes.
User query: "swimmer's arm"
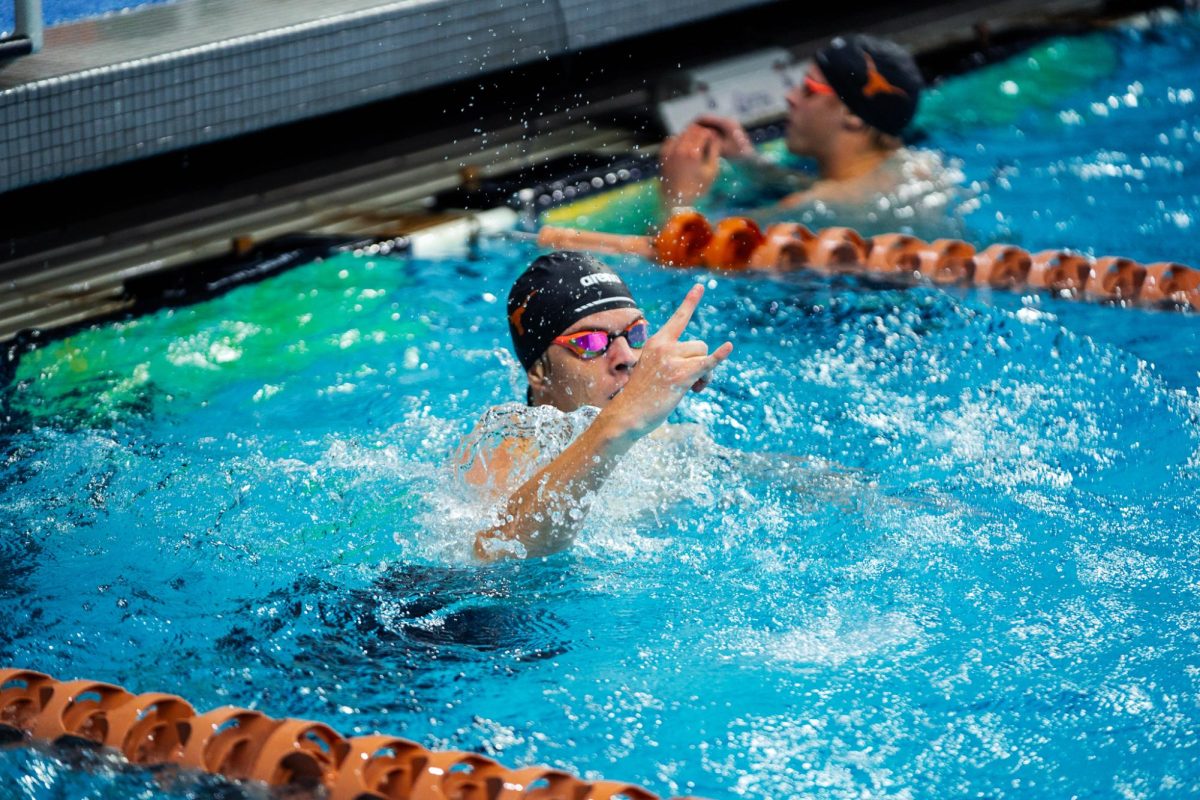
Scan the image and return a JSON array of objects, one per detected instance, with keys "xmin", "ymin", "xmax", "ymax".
[
  {"xmin": 461, "ymin": 434, "xmax": 531, "ymax": 496},
  {"xmin": 472, "ymin": 415, "xmax": 637, "ymax": 561},
  {"xmin": 725, "ymin": 153, "xmax": 816, "ymax": 195},
  {"xmin": 762, "ymin": 178, "xmax": 854, "ymax": 214},
  {"xmin": 773, "ymin": 156, "xmax": 909, "ymax": 210},
  {"xmin": 762, "ymin": 187, "xmax": 819, "ymax": 214}
]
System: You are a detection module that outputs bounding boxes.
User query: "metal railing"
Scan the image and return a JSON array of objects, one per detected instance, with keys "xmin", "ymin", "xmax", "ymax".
[{"xmin": 1, "ymin": 0, "xmax": 42, "ymax": 58}]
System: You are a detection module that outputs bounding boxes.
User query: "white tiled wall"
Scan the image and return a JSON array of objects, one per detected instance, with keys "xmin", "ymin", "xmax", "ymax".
[
  {"xmin": 0, "ymin": 0, "xmax": 774, "ymax": 193},
  {"xmin": 558, "ymin": 0, "xmax": 770, "ymax": 49}
]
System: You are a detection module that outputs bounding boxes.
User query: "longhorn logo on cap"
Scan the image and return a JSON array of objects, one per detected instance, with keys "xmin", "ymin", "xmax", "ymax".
[
  {"xmin": 509, "ymin": 290, "xmax": 537, "ymax": 336},
  {"xmin": 861, "ymin": 53, "xmax": 908, "ymax": 98}
]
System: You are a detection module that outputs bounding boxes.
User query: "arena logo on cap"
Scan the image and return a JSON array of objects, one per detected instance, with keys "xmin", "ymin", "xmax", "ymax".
[{"xmin": 580, "ymin": 273, "xmax": 621, "ymax": 287}]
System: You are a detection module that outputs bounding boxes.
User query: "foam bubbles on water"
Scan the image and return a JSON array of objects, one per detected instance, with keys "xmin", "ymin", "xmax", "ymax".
[
  {"xmin": 709, "ymin": 713, "xmax": 912, "ymax": 800},
  {"xmin": 735, "ymin": 609, "xmax": 925, "ymax": 669},
  {"xmin": 1075, "ymin": 543, "xmax": 1171, "ymax": 590},
  {"xmin": 165, "ymin": 320, "xmax": 261, "ymax": 370}
]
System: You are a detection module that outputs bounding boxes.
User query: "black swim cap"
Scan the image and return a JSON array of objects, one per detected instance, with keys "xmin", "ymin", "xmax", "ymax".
[
  {"xmin": 815, "ymin": 34, "xmax": 924, "ymax": 137},
  {"xmin": 507, "ymin": 251, "xmax": 639, "ymax": 371}
]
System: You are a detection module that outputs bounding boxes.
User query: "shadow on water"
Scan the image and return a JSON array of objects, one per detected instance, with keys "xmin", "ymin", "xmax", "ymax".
[{"xmin": 214, "ymin": 563, "xmax": 570, "ymax": 680}]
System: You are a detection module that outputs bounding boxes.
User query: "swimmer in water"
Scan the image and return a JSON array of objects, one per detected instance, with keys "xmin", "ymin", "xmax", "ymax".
[
  {"xmin": 659, "ymin": 34, "xmax": 957, "ymax": 232},
  {"xmin": 461, "ymin": 251, "xmax": 732, "ymax": 561}
]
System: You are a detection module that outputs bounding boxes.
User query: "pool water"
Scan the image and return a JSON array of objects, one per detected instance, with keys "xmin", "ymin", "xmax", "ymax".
[
  {"xmin": 925, "ymin": 18, "xmax": 1200, "ymax": 265},
  {"xmin": 51, "ymin": 0, "xmax": 175, "ymax": 28},
  {"xmin": 3, "ymin": 12, "xmax": 1200, "ymax": 800}
]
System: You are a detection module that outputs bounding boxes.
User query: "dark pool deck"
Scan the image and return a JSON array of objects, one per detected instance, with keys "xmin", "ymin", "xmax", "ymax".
[{"xmin": 0, "ymin": 0, "xmax": 1129, "ymax": 346}]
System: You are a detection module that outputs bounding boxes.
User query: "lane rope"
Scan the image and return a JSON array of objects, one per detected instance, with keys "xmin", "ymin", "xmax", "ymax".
[
  {"xmin": 0, "ymin": 668, "xmax": 665, "ymax": 800},
  {"xmin": 536, "ymin": 211, "xmax": 1199, "ymax": 310}
]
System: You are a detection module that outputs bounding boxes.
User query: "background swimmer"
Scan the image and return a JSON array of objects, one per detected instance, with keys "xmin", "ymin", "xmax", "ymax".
[
  {"xmin": 659, "ymin": 34, "xmax": 962, "ymax": 235},
  {"xmin": 460, "ymin": 252, "xmax": 732, "ymax": 561}
]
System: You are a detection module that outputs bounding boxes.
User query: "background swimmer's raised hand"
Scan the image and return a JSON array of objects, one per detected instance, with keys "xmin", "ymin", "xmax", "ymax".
[
  {"xmin": 659, "ymin": 117, "xmax": 757, "ymax": 209},
  {"xmin": 659, "ymin": 125, "xmax": 721, "ymax": 208},
  {"xmin": 692, "ymin": 114, "xmax": 756, "ymax": 159},
  {"xmin": 602, "ymin": 284, "xmax": 733, "ymax": 442}
]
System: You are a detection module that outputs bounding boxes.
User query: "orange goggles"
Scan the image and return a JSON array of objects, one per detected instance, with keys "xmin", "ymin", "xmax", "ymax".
[
  {"xmin": 552, "ymin": 319, "xmax": 649, "ymax": 360},
  {"xmin": 803, "ymin": 75, "xmax": 836, "ymax": 98}
]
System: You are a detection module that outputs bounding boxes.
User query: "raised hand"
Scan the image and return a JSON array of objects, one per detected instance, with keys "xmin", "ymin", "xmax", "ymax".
[
  {"xmin": 659, "ymin": 125, "xmax": 721, "ymax": 208},
  {"xmin": 692, "ymin": 114, "xmax": 756, "ymax": 159},
  {"xmin": 602, "ymin": 284, "xmax": 733, "ymax": 441}
]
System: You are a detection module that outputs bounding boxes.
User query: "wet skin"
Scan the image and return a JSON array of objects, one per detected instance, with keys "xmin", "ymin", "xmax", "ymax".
[
  {"xmin": 531, "ymin": 307, "xmax": 646, "ymax": 412},
  {"xmin": 783, "ymin": 65, "xmax": 847, "ymax": 159}
]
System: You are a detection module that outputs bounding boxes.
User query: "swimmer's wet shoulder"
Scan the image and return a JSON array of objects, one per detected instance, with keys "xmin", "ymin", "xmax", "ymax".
[
  {"xmin": 457, "ymin": 402, "xmax": 596, "ymax": 499},
  {"xmin": 462, "ymin": 252, "xmax": 732, "ymax": 562}
]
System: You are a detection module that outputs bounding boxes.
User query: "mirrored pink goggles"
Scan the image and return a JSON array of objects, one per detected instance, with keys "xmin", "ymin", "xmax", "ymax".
[{"xmin": 552, "ymin": 319, "xmax": 649, "ymax": 359}]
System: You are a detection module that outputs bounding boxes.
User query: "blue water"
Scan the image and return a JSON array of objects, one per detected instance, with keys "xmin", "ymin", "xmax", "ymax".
[
  {"xmin": 933, "ymin": 21, "xmax": 1200, "ymax": 265},
  {"xmin": 3, "ymin": 13, "xmax": 1200, "ymax": 800},
  {"xmin": 52, "ymin": 0, "xmax": 173, "ymax": 27}
]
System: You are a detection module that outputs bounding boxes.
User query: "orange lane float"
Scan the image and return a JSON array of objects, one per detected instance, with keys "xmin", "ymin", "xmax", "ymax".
[
  {"xmin": 745, "ymin": 223, "xmax": 810, "ymax": 270},
  {"xmin": 1141, "ymin": 262, "xmax": 1200, "ymax": 309},
  {"xmin": 972, "ymin": 243, "xmax": 1029, "ymax": 289},
  {"xmin": 918, "ymin": 239, "xmax": 976, "ymax": 285},
  {"xmin": 104, "ymin": 691, "xmax": 196, "ymax": 765},
  {"xmin": 1028, "ymin": 250, "xmax": 1092, "ymax": 294},
  {"xmin": 29, "ymin": 678, "xmax": 133, "ymax": 744},
  {"xmin": 536, "ymin": 212, "xmax": 1198, "ymax": 311},
  {"xmin": 0, "ymin": 668, "xmax": 678, "ymax": 800},
  {"xmin": 1088, "ymin": 256, "xmax": 1146, "ymax": 302},
  {"xmin": 864, "ymin": 232, "xmax": 924, "ymax": 275},
  {"xmin": 702, "ymin": 217, "xmax": 764, "ymax": 270},
  {"xmin": 807, "ymin": 227, "xmax": 870, "ymax": 272}
]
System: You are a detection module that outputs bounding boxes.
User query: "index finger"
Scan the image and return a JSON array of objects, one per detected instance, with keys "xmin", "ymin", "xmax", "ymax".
[{"xmin": 658, "ymin": 283, "xmax": 705, "ymax": 342}]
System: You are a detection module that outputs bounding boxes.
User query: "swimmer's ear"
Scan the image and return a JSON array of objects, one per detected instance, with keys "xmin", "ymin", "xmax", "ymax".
[
  {"xmin": 527, "ymin": 355, "xmax": 552, "ymax": 391},
  {"xmin": 841, "ymin": 114, "xmax": 868, "ymax": 133}
]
